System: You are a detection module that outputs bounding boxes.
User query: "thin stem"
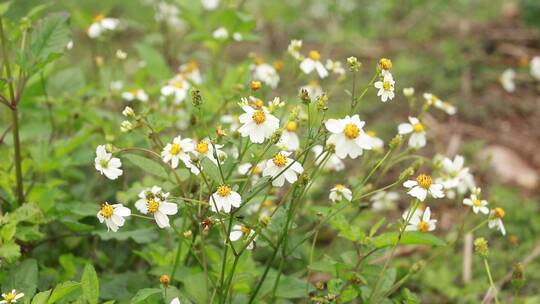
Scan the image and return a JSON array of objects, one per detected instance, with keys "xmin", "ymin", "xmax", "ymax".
[{"xmin": 484, "ymin": 258, "xmax": 500, "ymax": 304}]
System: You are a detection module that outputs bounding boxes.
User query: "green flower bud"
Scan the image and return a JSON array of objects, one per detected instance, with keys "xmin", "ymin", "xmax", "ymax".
[{"xmin": 474, "ymin": 237, "xmax": 489, "ymax": 258}]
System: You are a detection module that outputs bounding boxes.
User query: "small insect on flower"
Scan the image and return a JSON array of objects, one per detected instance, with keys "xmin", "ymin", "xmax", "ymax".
[
  {"xmin": 398, "ymin": 116, "xmax": 427, "ymax": 149},
  {"xmin": 300, "ymin": 50, "xmax": 328, "ymax": 78},
  {"xmin": 311, "ymin": 145, "xmax": 344, "ymax": 171},
  {"xmin": 97, "ymin": 202, "xmax": 131, "ymax": 232},
  {"xmin": 278, "ymin": 121, "xmax": 300, "ymax": 151},
  {"xmin": 404, "ymin": 207, "xmax": 437, "ymax": 232},
  {"xmin": 500, "ymin": 69, "xmax": 516, "ymax": 93},
  {"xmin": 238, "ymin": 105, "xmax": 280, "ymax": 144},
  {"xmin": 530, "ymin": 56, "xmax": 540, "ymax": 80},
  {"xmin": 488, "ymin": 207, "xmax": 506, "ymax": 236},
  {"xmin": 87, "ymin": 14, "xmax": 119, "ymax": 38},
  {"xmin": 135, "ymin": 186, "xmax": 178, "ymax": 228},
  {"xmin": 161, "ymin": 136, "xmax": 195, "ymax": 169},
  {"xmin": 329, "ymin": 184, "xmax": 352, "ymax": 203},
  {"xmin": 463, "ymin": 190, "xmax": 489, "ymax": 215},
  {"xmin": 262, "ymin": 151, "xmax": 304, "ymax": 187},
  {"xmin": 403, "ymin": 174, "xmax": 445, "ymax": 201},
  {"xmin": 94, "ymin": 145, "xmax": 123, "ymax": 180},
  {"xmin": 250, "ymin": 58, "xmax": 280, "ymax": 89},
  {"xmin": 229, "ymin": 224, "xmax": 256, "ymax": 250},
  {"xmin": 122, "ymin": 89, "xmax": 148, "ymax": 102},
  {"xmin": 210, "ymin": 184, "xmax": 242, "ymax": 213},
  {"xmin": 370, "ymin": 191, "xmax": 399, "ymax": 212},
  {"xmin": 374, "ymin": 72, "xmax": 395, "ymax": 102},
  {"xmin": 0, "ymin": 290, "xmax": 24, "ymax": 304},
  {"xmin": 325, "ymin": 114, "xmax": 373, "ymax": 159}
]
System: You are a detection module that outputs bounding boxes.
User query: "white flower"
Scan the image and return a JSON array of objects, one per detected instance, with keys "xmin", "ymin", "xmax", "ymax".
[
  {"xmin": 530, "ymin": 56, "xmax": 540, "ymax": 80},
  {"xmin": 201, "ymin": 0, "xmax": 220, "ymax": 10},
  {"xmin": 398, "ymin": 116, "xmax": 427, "ymax": 149},
  {"xmin": 115, "ymin": 49, "xmax": 127, "ymax": 60},
  {"xmin": 403, "ymin": 174, "xmax": 445, "ymax": 202},
  {"xmin": 488, "ymin": 208, "xmax": 506, "ymax": 236},
  {"xmin": 329, "ymin": 184, "xmax": 352, "ymax": 202},
  {"xmin": 161, "ymin": 136, "xmax": 195, "ymax": 169},
  {"xmin": 374, "ymin": 73, "xmax": 395, "ymax": 102},
  {"xmin": 500, "ymin": 69, "xmax": 516, "ymax": 92},
  {"xmin": 325, "ymin": 59, "xmax": 345, "ymax": 76},
  {"xmin": 97, "ymin": 202, "xmax": 131, "ymax": 232},
  {"xmin": 213, "ymin": 27, "xmax": 228, "ymax": 39},
  {"xmin": 135, "ymin": 186, "xmax": 178, "ymax": 228},
  {"xmin": 404, "ymin": 207, "xmax": 437, "ymax": 232},
  {"xmin": 278, "ymin": 121, "xmax": 300, "ymax": 151},
  {"xmin": 238, "ymin": 105, "xmax": 280, "ymax": 144},
  {"xmin": 66, "ymin": 40, "xmax": 74, "ymax": 50},
  {"xmin": 161, "ymin": 75, "xmax": 190, "ymax": 104},
  {"xmin": 94, "ymin": 145, "xmax": 123, "ymax": 180},
  {"xmin": 0, "ymin": 290, "xmax": 24, "ymax": 304},
  {"xmin": 300, "ymin": 50, "xmax": 328, "ymax": 78},
  {"xmin": 179, "ymin": 61, "xmax": 203, "ymax": 85},
  {"xmin": 325, "ymin": 114, "xmax": 373, "ymax": 159},
  {"xmin": 121, "ymin": 89, "xmax": 148, "ymax": 102},
  {"xmin": 371, "ymin": 191, "xmax": 399, "ymax": 211},
  {"xmin": 463, "ymin": 192, "xmax": 489, "ymax": 215},
  {"xmin": 437, "ymin": 155, "xmax": 470, "ymax": 189},
  {"xmin": 423, "ymin": 93, "xmax": 456, "ymax": 115},
  {"xmin": 87, "ymin": 15, "xmax": 119, "ymax": 38},
  {"xmin": 210, "ymin": 185, "xmax": 242, "ymax": 213},
  {"xmin": 251, "ymin": 62, "xmax": 280, "ymax": 88},
  {"xmin": 186, "ymin": 139, "xmax": 227, "ymax": 175},
  {"xmin": 262, "ymin": 151, "xmax": 304, "ymax": 187},
  {"xmin": 155, "ymin": 2, "xmax": 183, "ymax": 27},
  {"xmin": 403, "ymin": 87, "xmax": 415, "ymax": 97},
  {"xmin": 170, "ymin": 297, "xmax": 181, "ymax": 304},
  {"xmin": 110, "ymin": 80, "xmax": 123, "ymax": 91},
  {"xmin": 232, "ymin": 32, "xmax": 243, "ymax": 41},
  {"xmin": 268, "ymin": 97, "xmax": 285, "ymax": 111},
  {"xmin": 299, "ymin": 80, "xmax": 323, "ymax": 101},
  {"xmin": 287, "ymin": 39, "xmax": 303, "ymax": 60},
  {"xmin": 229, "ymin": 224, "xmax": 256, "ymax": 250},
  {"xmin": 311, "ymin": 145, "xmax": 344, "ymax": 171},
  {"xmin": 366, "ymin": 131, "xmax": 384, "ymax": 150}
]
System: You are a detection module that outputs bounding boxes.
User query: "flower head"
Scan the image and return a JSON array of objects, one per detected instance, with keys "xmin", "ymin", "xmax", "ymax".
[
  {"xmin": 277, "ymin": 121, "xmax": 300, "ymax": 151},
  {"xmin": 0, "ymin": 290, "xmax": 24, "ymax": 304},
  {"xmin": 135, "ymin": 186, "xmax": 178, "ymax": 228},
  {"xmin": 329, "ymin": 184, "xmax": 352, "ymax": 203},
  {"xmin": 463, "ymin": 191, "xmax": 489, "ymax": 215},
  {"xmin": 262, "ymin": 151, "xmax": 304, "ymax": 187},
  {"xmin": 398, "ymin": 116, "xmax": 427, "ymax": 149},
  {"xmin": 229, "ymin": 224, "xmax": 256, "ymax": 250},
  {"xmin": 325, "ymin": 115, "xmax": 373, "ymax": 159},
  {"xmin": 250, "ymin": 61, "xmax": 280, "ymax": 88},
  {"xmin": 300, "ymin": 50, "xmax": 328, "ymax": 78},
  {"xmin": 374, "ymin": 72, "xmax": 395, "ymax": 102},
  {"xmin": 161, "ymin": 136, "xmax": 195, "ymax": 169},
  {"xmin": 500, "ymin": 69, "xmax": 516, "ymax": 93},
  {"xmin": 161, "ymin": 74, "xmax": 190, "ymax": 104},
  {"xmin": 97, "ymin": 202, "xmax": 131, "ymax": 232},
  {"xmin": 403, "ymin": 174, "xmax": 445, "ymax": 201},
  {"xmin": 122, "ymin": 89, "xmax": 148, "ymax": 102},
  {"xmin": 488, "ymin": 207, "xmax": 506, "ymax": 235},
  {"xmin": 94, "ymin": 145, "xmax": 123, "ymax": 180},
  {"xmin": 238, "ymin": 105, "xmax": 280, "ymax": 144},
  {"xmin": 404, "ymin": 207, "xmax": 437, "ymax": 232},
  {"xmin": 210, "ymin": 184, "xmax": 242, "ymax": 213},
  {"xmin": 87, "ymin": 15, "xmax": 119, "ymax": 38}
]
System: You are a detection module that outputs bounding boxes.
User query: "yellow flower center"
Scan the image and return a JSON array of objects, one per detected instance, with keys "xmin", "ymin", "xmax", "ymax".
[
  {"xmin": 170, "ymin": 143, "xmax": 181, "ymax": 155},
  {"xmin": 309, "ymin": 79, "xmax": 319, "ymax": 87},
  {"xmin": 344, "ymin": 123, "xmax": 360, "ymax": 139},
  {"xmin": 379, "ymin": 58, "xmax": 392, "ymax": 70},
  {"xmin": 334, "ymin": 184, "xmax": 346, "ymax": 191},
  {"xmin": 240, "ymin": 225, "xmax": 250, "ymax": 235},
  {"xmin": 254, "ymin": 56, "xmax": 265, "ymax": 65},
  {"xmin": 173, "ymin": 80, "xmax": 184, "ymax": 89},
  {"xmin": 100, "ymin": 159, "xmax": 109, "ymax": 168},
  {"xmin": 252, "ymin": 98, "xmax": 264, "ymax": 109},
  {"xmin": 94, "ymin": 14, "xmax": 105, "ymax": 22},
  {"xmin": 473, "ymin": 199, "xmax": 482, "ymax": 207},
  {"xmin": 196, "ymin": 142, "xmax": 209, "ymax": 154},
  {"xmin": 416, "ymin": 174, "xmax": 432, "ymax": 189},
  {"xmin": 418, "ymin": 221, "xmax": 429, "ymax": 232},
  {"xmin": 286, "ymin": 121, "xmax": 297, "ymax": 132},
  {"xmin": 273, "ymin": 60, "xmax": 283, "ymax": 71},
  {"xmin": 413, "ymin": 123, "xmax": 425, "ymax": 133},
  {"xmin": 494, "ymin": 207, "xmax": 505, "ymax": 219},
  {"xmin": 184, "ymin": 61, "xmax": 198, "ymax": 73},
  {"xmin": 147, "ymin": 198, "xmax": 160, "ymax": 214},
  {"xmin": 252, "ymin": 110, "xmax": 266, "ymax": 124},
  {"xmin": 308, "ymin": 50, "xmax": 321, "ymax": 61},
  {"xmin": 263, "ymin": 200, "xmax": 274, "ymax": 208},
  {"xmin": 217, "ymin": 185, "xmax": 232, "ymax": 197},
  {"xmin": 100, "ymin": 203, "xmax": 114, "ymax": 218},
  {"xmin": 383, "ymin": 81, "xmax": 392, "ymax": 91},
  {"xmin": 272, "ymin": 153, "xmax": 287, "ymax": 167}
]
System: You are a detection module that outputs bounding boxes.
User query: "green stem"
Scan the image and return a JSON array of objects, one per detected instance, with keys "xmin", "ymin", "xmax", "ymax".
[{"xmin": 484, "ymin": 258, "xmax": 500, "ymax": 304}]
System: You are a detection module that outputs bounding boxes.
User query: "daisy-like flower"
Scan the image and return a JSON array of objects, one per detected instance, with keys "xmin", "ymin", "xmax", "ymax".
[
  {"xmin": 300, "ymin": 50, "xmax": 328, "ymax": 78},
  {"xmin": 87, "ymin": 14, "xmax": 119, "ymax": 38},
  {"xmin": 97, "ymin": 202, "xmax": 131, "ymax": 232},
  {"xmin": 374, "ymin": 72, "xmax": 395, "ymax": 102},
  {"xmin": 299, "ymin": 80, "xmax": 323, "ymax": 101},
  {"xmin": 329, "ymin": 184, "xmax": 352, "ymax": 203},
  {"xmin": 366, "ymin": 130, "xmax": 384, "ymax": 150},
  {"xmin": 325, "ymin": 114, "xmax": 373, "ymax": 159},
  {"xmin": 251, "ymin": 59, "xmax": 280, "ymax": 88},
  {"xmin": 121, "ymin": 89, "xmax": 148, "ymax": 102},
  {"xmin": 229, "ymin": 224, "xmax": 256, "ymax": 250},
  {"xmin": 0, "ymin": 290, "xmax": 24, "ymax": 304},
  {"xmin": 530, "ymin": 56, "xmax": 540, "ymax": 80},
  {"xmin": 278, "ymin": 121, "xmax": 300, "ymax": 151},
  {"xmin": 212, "ymin": 27, "xmax": 228, "ymax": 39},
  {"xmin": 311, "ymin": 145, "xmax": 344, "ymax": 171},
  {"xmin": 210, "ymin": 184, "xmax": 242, "ymax": 213},
  {"xmin": 287, "ymin": 39, "xmax": 303, "ymax": 60},
  {"xmin": 403, "ymin": 174, "xmax": 445, "ymax": 201},
  {"xmin": 398, "ymin": 116, "xmax": 427, "ymax": 149},
  {"xmin": 187, "ymin": 139, "xmax": 227, "ymax": 175},
  {"xmin": 161, "ymin": 136, "xmax": 195, "ymax": 169},
  {"xmin": 135, "ymin": 186, "xmax": 178, "ymax": 228},
  {"xmin": 179, "ymin": 61, "xmax": 202, "ymax": 85},
  {"xmin": 201, "ymin": 0, "xmax": 219, "ymax": 10},
  {"xmin": 94, "ymin": 145, "xmax": 123, "ymax": 180},
  {"xmin": 488, "ymin": 207, "xmax": 506, "ymax": 235},
  {"xmin": 238, "ymin": 105, "xmax": 280, "ymax": 144},
  {"xmin": 437, "ymin": 155, "xmax": 470, "ymax": 189},
  {"xmin": 463, "ymin": 190, "xmax": 489, "ymax": 215},
  {"xmin": 404, "ymin": 207, "xmax": 437, "ymax": 232},
  {"xmin": 500, "ymin": 69, "xmax": 516, "ymax": 93},
  {"xmin": 325, "ymin": 59, "xmax": 345, "ymax": 76},
  {"xmin": 161, "ymin": 75, "xmax": 190, "ymax": 104},
  {"xmin": 262, "ymin": 151, "xmax": 304, "ymax": 187},
  {"xmin": 370, "ymin": 191, "xmax": 399, "ymax": 212}
]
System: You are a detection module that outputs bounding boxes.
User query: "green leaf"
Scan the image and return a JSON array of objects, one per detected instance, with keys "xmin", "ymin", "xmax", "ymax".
[
  {"xmin": 372, "ymin": 232, "xmax": 446, "ymax": 248},
  {"xmin": 30, "ymin": 13, "xmax": 71, "ymax": 65},
  {"xmin": 31, "ymin": 290, "xmax": 52, "ymax": 304},
  {"xmin": 93, "ymin": 228, "xmax": 158, "ymax": 244},
  {"xmin": 201, "ymin": 157, "xmax": 222, "ymax": 183},
  {"xmin": 81, "ymin": 263, "xmax": 99, "ymax": 304},
  {"xmin": 124, "ymin": 154, "xmax": 169, "ymax": 179},
  {"xmin": 47, "ymin": 281, "xmax": 81, "ymax": 304},
  {"xmin": 135, "ymin": 43, "xmax": 171, "ymax": 79},
  {"xmin": 130, "ymin": 288, "xmax": 161, "ymax": 304},
  {"xmin": 5, "ymin": 259, "xmax": 38, "ymax": 298},
  {"xmin": 182, "ymin": 272, "xmax": 208, "ymax": 303},
  {"xmin": 0, "ymin": 241, "xmax": 21, "ymax": 262}
]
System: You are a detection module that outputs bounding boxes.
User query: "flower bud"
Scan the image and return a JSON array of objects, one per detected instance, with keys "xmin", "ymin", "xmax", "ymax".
[
  {"xmin": 403, "ymin": 87, "xmax": 415, "ymax": 97},
  {"xmin": 316, "ymin": 93, "xmax": 328, "ymax": 111},
  {"xmin": 159, "ymin": 274, "xmax": 170, "ymax": 287},
  {"xmin": 122, "ymin": 106, "xmax": 135, "ymax": 118},
  {"xmin": 300, "ymin": 88, "xmax": 311, "ymax": 104},
  {"xmin": 388, "ymin": 134, "xmax": 403, "ymax": 149},
  {"xmin": 120, "ymin": 120, "xmax": 134, "ymax": 132},
  {"xmin": 250, "ymin": 80, "xmax": 262, "ymax": 91},
  {"xmin": 511, "ymin": 263, "xmax": 525, "ymax": 291},
  {"xmin": 474, "ymin": 237, "xmax": 489, "ymax": 258},
  {"xmin": 347, "ymin": 56, "xmax": 361, "ymax": 72},
  {"xmin": 270, "ymin": 129, "xmax": 283, "ymax": 144},
  {"xmin": 183, "ymin": 230, "xmax": 193, "ymax": 238},
  {"xmin": 410, "ymin": 260, "xmax": 425, "ymax": 273},
  {"xmin": 379, "ymin": 58, "xmax": 392, "ymax": 70},
  {"xmin": 399, "ymin": 167, "xmax": 415, "ymax": 181}
]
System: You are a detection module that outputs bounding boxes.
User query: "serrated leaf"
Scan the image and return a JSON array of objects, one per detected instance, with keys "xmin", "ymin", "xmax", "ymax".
[
  {"xmin": 130, "ymin": 288, "xmax": 161, "ymax": 304},
  {"xmin": 47, "ymin": 281, "xmax": 80, "ymax": 304},
  {"xmin": 124, "ymin": 154, "xmax": 169, "ymax": 179},
  {"xmin": 81, "ymin": 263, "xmax": 99, "ymax": 304},
  {"xmin": 5, "ymin": 259, "xmax": 38, "ymax": 298},
  {"xmin": 30, "ymin": 13, "xmax": 71, "ymax": 65},
  {"xmin": 372, "ymin": 231, "xmax": 446, "ymax": 248},
  {"xmin": 31, "ymin": 290, "xmax": 52, "ymax": 304}
]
